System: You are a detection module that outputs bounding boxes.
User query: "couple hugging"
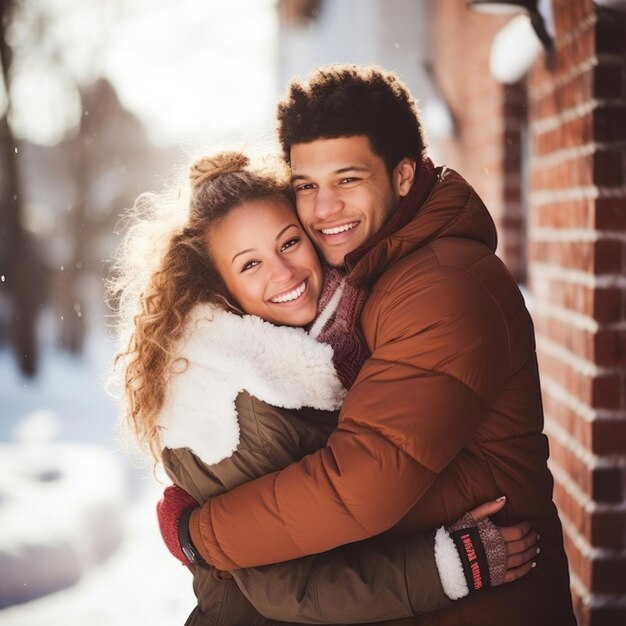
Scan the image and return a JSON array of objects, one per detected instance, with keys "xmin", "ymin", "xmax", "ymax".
[{"xmin": 112, "ymin": 65, "xmax": 576, "ymax": 625}]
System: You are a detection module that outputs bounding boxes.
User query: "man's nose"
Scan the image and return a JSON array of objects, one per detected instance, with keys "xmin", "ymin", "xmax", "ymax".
[{"xmin": 314, "ymin": 187, "xmax": 343, "ymax": 221}]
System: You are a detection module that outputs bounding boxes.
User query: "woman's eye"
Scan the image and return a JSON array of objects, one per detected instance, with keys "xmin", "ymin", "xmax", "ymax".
[
  {"xmin": 294, "ymin": 183, "xmax": 315, "ymax": 192},
  {"xmin": 281, "ymin": 237, "xmax": 300, "ymax": 252},
  {"xmin": 241, "ymin": 260, "xmax": 260, "ymax": 272}
]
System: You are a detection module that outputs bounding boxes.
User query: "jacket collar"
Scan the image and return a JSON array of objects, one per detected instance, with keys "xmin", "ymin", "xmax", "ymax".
[
  {"xmin": 346, "ymin": 163, "xmax": 498, "ymax": 288},
  {"xmin": 157, "ymin": 305, "xmax": 345, "ymax": 464}
]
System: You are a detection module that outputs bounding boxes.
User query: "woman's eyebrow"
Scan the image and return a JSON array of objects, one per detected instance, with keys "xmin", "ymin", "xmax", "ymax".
[
  {"xmin": 231, "ymin": 224, "xmax": 298, "ymax": 264},
  {"xmin": 276, "ymin": 224, "xmax": 298, "ymax": 240},
  {"xmin": 231, "ymin": 248, "xmax": 255, "ymax": 264}
]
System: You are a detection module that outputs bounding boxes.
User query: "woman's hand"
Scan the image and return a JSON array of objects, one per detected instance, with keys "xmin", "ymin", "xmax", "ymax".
[
  {"xmin": 467, "ymin": 497, "xmax": 539, "ymax": 584},
  {"xmin": 436, "ymin": 496, "xmax": 539, "ymax": 600}
]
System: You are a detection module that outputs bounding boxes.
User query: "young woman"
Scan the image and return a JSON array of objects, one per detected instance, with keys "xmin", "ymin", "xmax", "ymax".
[{"xmin": 112, "ymin": 151, "xmax": 538, "ymax": 626}]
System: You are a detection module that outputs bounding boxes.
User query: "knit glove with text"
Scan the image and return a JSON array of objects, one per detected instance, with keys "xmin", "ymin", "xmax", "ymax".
[{"xmin": 434, "ymin": 512, "xmax": 507, "ymax": 600}]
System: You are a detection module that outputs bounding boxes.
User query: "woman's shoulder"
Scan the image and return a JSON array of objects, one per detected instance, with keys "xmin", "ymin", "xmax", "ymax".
[
  {"xmin": 163, "ymin": 390, "xmax": 335, "ymax": 497},
  {"xmin": 157, "ymin": 307, "xmax": 345, "ymax": 466}
]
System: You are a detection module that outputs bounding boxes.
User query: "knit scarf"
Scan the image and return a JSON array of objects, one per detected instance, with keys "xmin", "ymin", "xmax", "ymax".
[
  {"xmin": 308, "ymin": 156, "xmax": 439, "ymax": 389},
  {"xmin": 307, "ymin": 267, "xmax": 368, "ymax": 390}
]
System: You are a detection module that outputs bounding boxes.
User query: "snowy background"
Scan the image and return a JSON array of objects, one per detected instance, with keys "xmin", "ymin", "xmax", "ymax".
[{"xmin": 0, "ymin": 310, "xmax": 196, "ymax": 624}]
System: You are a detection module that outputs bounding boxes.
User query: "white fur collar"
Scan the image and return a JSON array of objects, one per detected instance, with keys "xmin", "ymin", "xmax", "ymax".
[{"xmin": 157, "ymin": 304, "xmax": 345, "ymax": 465}]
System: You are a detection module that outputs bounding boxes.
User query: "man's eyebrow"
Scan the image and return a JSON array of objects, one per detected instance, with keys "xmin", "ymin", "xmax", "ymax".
[{"xmin": 290, "ymin": 166, "xmax": 369, "ymax": 183}]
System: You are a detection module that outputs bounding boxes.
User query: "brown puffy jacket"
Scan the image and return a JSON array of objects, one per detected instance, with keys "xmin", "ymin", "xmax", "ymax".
[
  {"xmin": 164, "ymin": 394, "xmax": 451, "ymax": 625},
  {"xmin": 189, "ymin": 167, "xmax": 576, "ymax": 625},
  {"xmin": 159, "ymin": 305, "xmax": 453, "ymax": 624}
]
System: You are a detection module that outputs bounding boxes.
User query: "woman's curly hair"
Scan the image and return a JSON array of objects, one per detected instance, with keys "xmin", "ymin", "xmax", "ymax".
[
  {"xmin": 108, "ymin": 151, "xmax": 291, "ymax": 460},
  {"xmin": 276, "ymin": 64, "xmax": 428, "ymax": 172}
]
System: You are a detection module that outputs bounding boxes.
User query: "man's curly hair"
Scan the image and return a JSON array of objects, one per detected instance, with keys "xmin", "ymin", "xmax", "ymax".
[{"xmin": 277, "ymin": 65, "xmax": 428, "ymax": 172}]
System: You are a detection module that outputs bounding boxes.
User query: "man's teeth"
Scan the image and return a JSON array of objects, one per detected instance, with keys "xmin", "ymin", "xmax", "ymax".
[
  {"xmin": 321, "ymin": 222, "xmax": 358, "ymax": 235},
  {"xmin": 271, "ymin": 281, "xmax": 306, "ymax": 304}
]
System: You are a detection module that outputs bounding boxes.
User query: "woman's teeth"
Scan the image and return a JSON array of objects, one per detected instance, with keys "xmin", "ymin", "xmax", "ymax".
[
  {"xmin": 321, "ymin": 222, "xmax": 358, "ymax": 235},
  {"xmin": 271, "ymin": 281, "xmax": 306, "ymax": 304}
]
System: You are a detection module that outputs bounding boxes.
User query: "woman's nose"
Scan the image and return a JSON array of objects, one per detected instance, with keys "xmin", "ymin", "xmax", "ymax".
[{"xmin": 270, "ymin": 255, "xmax": 295, "ymax": 282}]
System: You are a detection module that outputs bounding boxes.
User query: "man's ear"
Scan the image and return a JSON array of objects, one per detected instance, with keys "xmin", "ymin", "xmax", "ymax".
[{"xmin": 394, "ymin": 158, "xmax": 416, "ymax": 197}]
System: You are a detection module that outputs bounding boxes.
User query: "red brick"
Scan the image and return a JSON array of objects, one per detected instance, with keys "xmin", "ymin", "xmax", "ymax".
[
  {"xmin": 551, "ymin": 21, "xmax": 595, "ymax": 76},
  {"xmin": 595, "ymin": 329, "xmax": 626, "ymax": 366},
  {"xmin": 593, "ymin": 555, "xmax": 626, "ymax": 594},
  {"xmin": 538, "ymin": 347, "xmax": 623, "ymax": 409},
  {"xmin": 595, "ymin": 239, "xmax": 623, "ymax": 273},
  {"xmin": 592, "ymin": 510, "xmax": 626, "ymax": 549},
  {"xmin": 596, "ymin": 11, "xmax": 626, "ymax": 55},
  {"xmin": 593, "ymin": 418, "xmax": 626, "ymax": 455},
  {"xmin": 553, "ymin": 476, "xmax": 625, "ymax": 546},
  {"xmin": 594, "ymin": 63, "xmax": 625, "ymax": 99},
  {"xmin": 529, "ymin": 278, "xmax": 585, "ymax": 318},
  {"xmin": 593, "ymin": 151, "xmax": 624, "ymax": 187},
  {"xmin": 529, "ymin": 239, "xmax": 623, "ymax": 273},
  {"xmin": 587, "ymin": 606, "xmax": 626, "ymax": 626},
  {"xmin": 595, "ymin": 198, "xmax": 626, "ymax": 230},
  {"xmin": 531, "ymin": 199, "xmax": 595, "ymax": 228},
  {"xmin": 561, "ymin": 526, "xmax": 593, "ymax": 588},
  {"xmin": 552, "ymin": 0, "xmax": 595, "ymax": 37},
  {"xmin": 591, "ymin": 466, "xmax": 624, "ymax": 504},
  {"xmin": 594, "ymin": 106, "xmax": 626, "ymax": 142},
  {"xmin": 594, "ymin": 288, "xmax": 623, "ymax": 322},
  {"xmin": 591, "ymin": 374, "xmax": 623, "ymax": 409}
]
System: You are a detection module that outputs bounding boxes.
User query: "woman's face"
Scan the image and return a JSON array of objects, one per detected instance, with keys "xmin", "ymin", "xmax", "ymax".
[{"xmin": 206, "ymin": 199, "xmax": 323, "ymax": 327}]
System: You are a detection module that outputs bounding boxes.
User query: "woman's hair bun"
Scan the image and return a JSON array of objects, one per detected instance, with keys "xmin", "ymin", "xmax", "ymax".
[{"xmin": 189, "ymin": 152, "xmax": 250, "ymax": 189}]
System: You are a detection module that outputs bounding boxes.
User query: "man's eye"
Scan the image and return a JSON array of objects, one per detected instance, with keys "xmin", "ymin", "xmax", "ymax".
[
  {"xmin": 281, "ymin": 237, "xmax": 300, "ymax": 252},
  {"xmin": 241, "ymin": 260, "xmax": 260, "ymax": 272},
  {"xmin": 294, "ymin": 183, "xmax": 316, "ymax": 192},
  {"xmin": 340, "ymin": 177, "xmax": 359, "ymax": 184}
]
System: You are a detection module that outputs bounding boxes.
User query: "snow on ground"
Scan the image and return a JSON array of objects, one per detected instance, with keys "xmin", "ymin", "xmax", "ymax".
[
  {"xmin": 0, "ymin": 481, "xmax": 194, "ymax": 626},
  {"xmin": 0, "ymin": 311, "xmax": 195, "ymax": 624}
]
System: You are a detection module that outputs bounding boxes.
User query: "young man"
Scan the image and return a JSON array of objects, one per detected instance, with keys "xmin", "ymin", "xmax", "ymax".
[{"xmin": 164, "ymin": 65, "xmax": 576, "ymax": 625}]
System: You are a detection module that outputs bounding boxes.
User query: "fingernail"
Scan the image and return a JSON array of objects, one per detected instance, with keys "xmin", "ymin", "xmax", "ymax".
[
  {"xmin": 531, "ymin": 562, "xmax": 537, "ymax": 568},
  {"xmin": 496, "ymin": 495, "xmax": 506, "ymax": 502}
]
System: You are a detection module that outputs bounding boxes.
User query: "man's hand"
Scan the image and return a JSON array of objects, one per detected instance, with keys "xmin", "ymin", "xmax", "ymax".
[{"xmin": 156, "ymin": 484, "xmax": 198, "ymax": 567}]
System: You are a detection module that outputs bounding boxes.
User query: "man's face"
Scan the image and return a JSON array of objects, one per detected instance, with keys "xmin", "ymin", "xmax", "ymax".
[{"xmin": 290, "ymin": 136, "xmax": 413, "ymax": 267}]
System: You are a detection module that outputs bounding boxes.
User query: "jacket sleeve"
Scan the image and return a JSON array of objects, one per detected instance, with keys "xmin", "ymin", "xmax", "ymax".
[
  {"xmin": 232, "ymin": 531, "xmax": 451, "ymax": 623},
  {"xmin": 190, "ymin": 263, "xmax": 511, "ymax": 570},
  {"xmin": 162, "ymin": 398, "xmax": 451, "ymax": 623}
]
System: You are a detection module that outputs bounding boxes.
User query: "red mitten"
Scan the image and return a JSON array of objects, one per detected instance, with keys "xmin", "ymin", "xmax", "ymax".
[{"xmin": 156, "ymin": 484, "xmax": 198, "ymax": 567}]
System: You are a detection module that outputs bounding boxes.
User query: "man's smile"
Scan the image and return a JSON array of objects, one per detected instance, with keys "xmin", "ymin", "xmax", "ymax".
[{"xmin": 319, "ymin": 221, "xmax": 360, "ymax": 236}]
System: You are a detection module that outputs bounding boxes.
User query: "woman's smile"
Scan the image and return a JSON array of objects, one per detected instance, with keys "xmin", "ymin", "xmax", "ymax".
[{"xmin": 269, "ymin": 278, "xmax": 309, "ymax": 304}]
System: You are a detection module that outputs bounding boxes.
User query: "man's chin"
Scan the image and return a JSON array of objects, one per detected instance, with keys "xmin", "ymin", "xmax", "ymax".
[{"xmin": 318, "ymin": 249, "xmax": 349, "ymax": 268}]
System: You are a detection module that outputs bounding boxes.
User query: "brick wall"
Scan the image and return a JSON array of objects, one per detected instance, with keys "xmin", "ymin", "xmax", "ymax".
[
  {"xmin": 527, "ymin": 2, "xmax": 626, "ymax": 624},
  {"xmin": 431, "ymin": 1, "xmax": 626, "ymax": 624}
]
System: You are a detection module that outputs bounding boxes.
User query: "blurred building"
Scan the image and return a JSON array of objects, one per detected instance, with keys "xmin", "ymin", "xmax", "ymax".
[{"xmin": 278, "ymin": 1, "xmax": 626, "ymax": 625}]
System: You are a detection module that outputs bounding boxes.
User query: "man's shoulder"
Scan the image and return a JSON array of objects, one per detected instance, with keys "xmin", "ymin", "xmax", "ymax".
[{"xmin": 371, "ymin": 237, "xmax": 495, "ymax": 295}]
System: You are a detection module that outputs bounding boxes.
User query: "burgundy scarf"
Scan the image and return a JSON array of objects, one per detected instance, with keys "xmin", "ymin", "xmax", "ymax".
[{"xmin": 310, "ymin": 157, "xmax": 439, "ymax": 389}]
